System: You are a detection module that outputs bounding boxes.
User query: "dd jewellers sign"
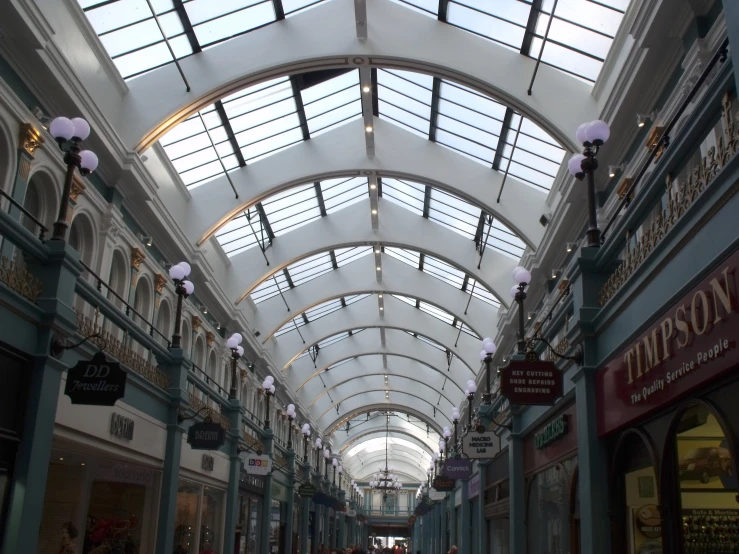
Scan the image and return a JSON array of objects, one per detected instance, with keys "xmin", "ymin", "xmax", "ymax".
[
  {"xmin": 597, "ymin": 251, "xmax": 739, "ymax": 435},
  {"xmin": 65, "ymin": 352, "xmax": 127, "ymax": 406}
]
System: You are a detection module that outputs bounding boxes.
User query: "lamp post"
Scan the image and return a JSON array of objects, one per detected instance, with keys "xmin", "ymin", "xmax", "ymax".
[
  {"xmin": 168, "ymin": 262, "xmax": 194, "ymax": 349},
  {"xmin": 226, "ymin": 333, "xmax": 244, "ymax": 399},
  {"xmin": 314, "ymin": 437, "xmax": 323, "ymax": 473},
  {"xmin": 323, "ymin": 447, "xmax": 330, "ymax": 480},
  {"xmin": 286, "ymin": 404, "xmax": 296, "ymax": 449},
  {"xmin": 442, "ymin": 427, "xmax": 451, "ymax": 457},
  {"xmin": 510, "ymin": 266, "xmax": 532, "ymax": 354},
  {"xmin": 338, "ymin": 464, "xmax": 343, "ymax": 488},
  {"xmin": 479, "ymin": 338, "xmax": 497, "ymax": 403},
  {"xmin": 465, "ymin": 381, "xmax": 477, "ymax": 431},
  {"xmin": 438, "ymin": 439, "xmax": 445, "ymax": 465},
  {"xmin": 567, "ymin": 120, "xmax": 611, "ymax": 247},
  {"xmin": 451, "ymin": 408, "xmax": 460, "ymax": 455},
  {"xmin": 332, "ymin": 458, "xmax": 338, "ymax": 485},
  {"xmin": 302, "ymin": 424, "xmax": 311, "ymax": 460},
  {"xmin": 262, "ymin": 376, "xmax": 275, "ymax": 430},
  {"xmin": 48, "ymin": 117, "xmax": 99, "ymax": 241}
]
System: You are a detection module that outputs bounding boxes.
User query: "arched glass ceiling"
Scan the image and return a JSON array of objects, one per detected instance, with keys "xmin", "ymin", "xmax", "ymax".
[
  {"xmin": 345, "ymin": 437, "xmax": 432, "ymax": 461},
  {"xmin": 390, "ymin": 0, "xmax": 630, "ymax": 83},
  {"xmin": 76, "ymin": 0, "xmax": 330, "ymax": 80},
  {"xmin": 274, "ymin": 293, "xmax": 478, "ymax": 340}
]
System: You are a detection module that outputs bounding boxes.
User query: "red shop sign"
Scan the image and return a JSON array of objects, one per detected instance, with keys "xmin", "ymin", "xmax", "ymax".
[
  {"xmin": 597, "ymin": 248, "xmax": 739, "ymax": 436},
  {"xmin": 499, "ymin": 352, "xmax": 563, "ymax": 406}
]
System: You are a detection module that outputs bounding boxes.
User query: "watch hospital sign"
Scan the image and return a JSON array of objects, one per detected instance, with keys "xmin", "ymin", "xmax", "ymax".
[{"xmin": 597, "ymin": 250, "xmax": 739, "ymax": 435}]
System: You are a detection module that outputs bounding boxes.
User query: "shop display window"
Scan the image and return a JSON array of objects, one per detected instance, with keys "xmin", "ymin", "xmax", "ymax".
[
  {"xmin": 620, "ymin": 433, "xmax": 662, "ymax": 554},
  {"xmin": 84, "ymin": 480, "xmax": 146, "ymax": 553},
  {"xmin": 673, "ymin": 404, "xmax": 738, "ymax": 553},
  {"xmin": 200, "ymin": 487, "xmax": 224, "ymax": 553},
  {"xmin": 489, "ymin": 518, "xmax": 509, "ymax": 554},
  {"xmin": 173, "ymin": 479, "xmax": 225, "ymax": 554},
  {"xmin": 269, "ymin": 499, "xmax": 282, "ymax": 554},
  {"xmin": 526, "ymin": 457, "xmax": 577, "ymax": 554},
  {"xmin": 239, "ymin": 494, "xmax": 262, "ymax": 554}
]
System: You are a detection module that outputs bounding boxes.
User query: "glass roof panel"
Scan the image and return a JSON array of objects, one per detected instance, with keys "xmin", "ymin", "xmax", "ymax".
[
  {"xmin": 275, "ymin": 294, "xmax": 371, "ymax": 337},
  {"xmin": 323, "ymin": 177, "xmax": 368, "ymax": 213},
  {"xmin": 382, "ymin": 178, "xmax": 424, "ymax": 214},
  {"xmin": 377, "ymin": 70, "xmax": 433, "ymax": 136},
  {"xmin": 388, "ymin": 0, "xmax": 438, "ymax": 18},
  {"xmin": 77, "ymin": 0, "xmax": 328, "ymax": 80},
  {"xmin": 303, "ymin": 71, "xmax": 362, "ymax": 136}
]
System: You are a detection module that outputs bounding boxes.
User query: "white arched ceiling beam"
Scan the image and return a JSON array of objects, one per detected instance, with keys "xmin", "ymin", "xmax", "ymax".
[
  {"xmin": 337, "ymin": 428, "xmax": 437, "ymax": 457},
  {"xmin": 344, "ymin": 440, "xmax": 431, "ymax": 466},
  {"xmin": 300, "ymin": 356, "xmax": 463, "ymax": 409},
  {"xmin": 334, "ymin": 413, "xmax": 438, "ymax": 451},
  {"xmin": 347, "ymin": 449, "xmax": 428, "ymax": 474},
  {"xmin": 122, "ymin": 0, "xmax": 594, "ymax": 151},
  {"xmin": 287, "ymin": 330, "xmax": 475, "ymax": 390},
  {"xmin": 254, "ymin": 254, "xmax": 496, "ymax": 342},
  {"xmin": 352, "ymin": 460, "xmax": 426, "ymax": 482},
  {"xmin": 316, "ymin": 390, "xmax": 452, "ymax": 431},
  {"xmin": 185, "ymin": 120, "xmax": 548, "ymax": 250},
  {"xmin": 228, "ymin": 199, "xmax": 516, "ymax": 307},
  {"xmin": 328, "ymin": 404, "xmax": 443, "ymax": 436},
  {"xmin": 269, "ymin": 295, "xmax": 481, "ymax": 371}
]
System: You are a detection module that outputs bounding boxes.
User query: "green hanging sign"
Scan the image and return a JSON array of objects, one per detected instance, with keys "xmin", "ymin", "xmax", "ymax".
[{"xmin": 534, "ymin": 415, "xmax": 568, "ymax": 450}]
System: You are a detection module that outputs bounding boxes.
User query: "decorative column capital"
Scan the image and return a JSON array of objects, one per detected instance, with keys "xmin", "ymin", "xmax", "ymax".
[
  {"xmin": 19, "ymin": 123, "xmax": 44, "ymax": 157},
  {"xmin": 131, "ymin": 247, "xmax": 146, "ymax": 270},
  {"xmin": 69, "ymin": 179, "xmax": 86, "ymax": 203},
  {"xmin": 206, "ymin": 331, "xmax": 215, "ymax": 346},
  {"xmin": 192, "ymin": 315, "xmax": 202, "ymax": 333},
  {"xmin": 154, "ymin": 273, "xmax": 167, "ymax": 294}
]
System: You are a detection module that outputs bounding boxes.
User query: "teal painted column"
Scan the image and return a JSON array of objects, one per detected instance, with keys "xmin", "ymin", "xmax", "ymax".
[
  {"xmin": 323, "ymin": 482, "xmax": 331, "ymax": 548},
  {"xmin": 337, "ymin": 489, "xmax": 346, "ymax": 547},
  {"xmin": 261, "ymin": 429, "xmax": 275, "ymax": 554},
  {"xmin": 436, "ymin": 502, "xmax": 443, "ymax": 554},
  {"xmin": 573, "ymin": 363, "xmax": 611, "ymax": 554},
  {"xmin": 508, "ymin": 409, "xmax": 526, "ymax": 554},
  {"xmin": 476, "ymin": 461, "xmax": 489, "ymax": 554},
  {"xmin": 1, "ymin": 241, "xmax": 82, "ymax": 554},
  {"xmin": 724, "ymin": 0, "xmax": 739, "ymax": 94},
  {"xmin": 299, "ymin": 462, "xmax": 311, "ymax": 554},
  {"xmin": 285, "ymin": 450, "xmax": 296, "ymax": 554},
  {"xmin": 459, "ymin": 481, "xmax": 469, "ymax": 554},
  {"xmin": 313, "ymin": 497, "xmax": 322, "ymax": 552},
  {"xmin": 223, "ymin": 398, "xmax": 243, "ymax": 554},
  {"xmin": 448, "ymin": 491, "xmax": 456, "ymax": 548},
  {"xmin": 154, "ymin": 350, "xmax": 189, "ymax": 554}
]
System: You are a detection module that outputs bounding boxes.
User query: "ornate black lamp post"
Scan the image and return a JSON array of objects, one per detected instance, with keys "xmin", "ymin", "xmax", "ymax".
[
  {"xmin": 314, "ymin": 437, "xmax": 323, "ymax": 473},
  {"xmin": 465, "ymin": 380, "xmax": 477, "ymax": 431},
  {"xmin": 226, "ymin": 332, "xmax": 243, "ymax": 399},
  {"xmin": 168, "ymin": 262, "xmax": 194, "ymax": 349},
  {"xmin": 286, "ymin": 404, "xmax": 296, "ymax": 448},
  {"xmin": 479, "ymin": 338, "xmax": 497, "ymax": 403},
  {"xmin": 510, "ymin": 266, "xmax": 532, "ymax": 354},
  {"xmin": 262, "ymin": 376, "xmax": 275, "ymax": 430},
  {"xmin": 568, "ymin": 120, "xmax": 611, "ymax": 247},
  {"xmin": 48, "ymin": 116, "xmax": 98, "ymax": 241}
]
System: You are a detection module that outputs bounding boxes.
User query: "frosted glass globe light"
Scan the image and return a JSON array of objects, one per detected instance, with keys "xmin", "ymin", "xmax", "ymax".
[
  {"xmin": 226, "ymin": 336, "xmax": 239, "ymax": 349},
  {"xmin": 183, "ymin": 280, "xmax": 194, "ymax": 295},
  {"xmin": 333, "ymin": 458, "xmax": 338, "ymax": 467},
  {"xmin": 231, "ymin": 332, "xmax": 243, "ymax": 345},
  {"xmin": 50, "ymin": 117, "xmax": 74, "ymax": 141},
  {"xmin": 568, "ymin": 154, "xmax": 586, "ymax": 176},
  {"xmin": 177, "ymin": 262, "xmax": 192, "ymax": 277},
  {"xmin": 510, "ymin": 285, "xmax": 520, "ymax": 299},
  {"xmin": 236, "ymin": 346, "xmax": 244, "ymax": 357},
  {"xmin": 585, "ymin": 120, "xmax": 610, "ymax": 144},
  {"xmin": 468, "ymin": 382, "xmax": 477, "ymax": 393},
  {"xmin": 483, "ymin": 338, "xmax": 496, "ymax": 354},
  {"xmin": 575, "ymin": 122, "xmax": 590, "ymax": 145},
  {"xmin": 287, "ymin": 403, "xmax": 295, "ymax": 413},
  {"xmin": 79, "ymin": 150, "xmax": 99, "ymax": 173},
  {"xmin": 71, "ymin": 117, "xmax": 91, "ymax": 141},
  {"xmin": 513, "ymin": 267, "xmax": 532, "ymax": 285},
  {"xmin": 269, "ymin": 385, "xmax": 275, "ymax": 394},
  {"xmin": 169, "ymin": 264, "xmax": 185, "ymax": 280}
]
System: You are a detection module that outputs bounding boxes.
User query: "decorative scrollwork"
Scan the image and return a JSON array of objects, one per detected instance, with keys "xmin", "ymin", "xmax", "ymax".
[
  {"xmin": 188, "ymin": 391, "xmax": 230, "ymax": 431},
  {"xmin": 0, "ymin": 256, "xmax": 43, "ymax": 303},
  {"xmin": 599, "ymin": 92, "xmax": 739, "ymax": 307}
]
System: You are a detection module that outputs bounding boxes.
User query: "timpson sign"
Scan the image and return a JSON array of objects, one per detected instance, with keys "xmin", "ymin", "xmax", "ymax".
[{"xmin": 597, "ymin": 251, "xmax": 739, "ymax": 435}]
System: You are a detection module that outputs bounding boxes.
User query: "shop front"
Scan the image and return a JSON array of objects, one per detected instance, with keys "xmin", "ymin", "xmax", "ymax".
[
  {"xmin": 468, "ymin": 473, "xmax": 481, "ymax": 554},
  {"xmin": 238, "ymin": 472, "xmax": 265, "ymax": 554},
  {"xmin": 598, "ymin": 247, "xmax": 739, "ymax": 554},
  {"xmin": 524, "ymin": 401, "xmax": 579, "ymax": 554},
  {"xmin": 0, "ymin": 343, "xmax": 31, "ymax": 544},
  {"xmin": 484, "ymin": 445, "xmax": 509, "ymax": 554},
  {"xmin": 270, "ymin": 479, "xmax": 290, "ymax": 554}
]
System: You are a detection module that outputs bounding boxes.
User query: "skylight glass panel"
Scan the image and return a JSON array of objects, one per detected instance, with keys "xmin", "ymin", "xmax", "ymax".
[
  {"xmin": 289, "ymin": 252, "xmax": 334, "ymax": 286},
  {"xmin": 404, "ymin": 331, "xmax": 445, "ymax": 352},
  {"xmin": 466, "ymin": 278, "xmax": 500, "ymax": 307},
  {"xmin": 303, "ymin": 71, "xmax": 361, "ymax": 136},
  {"xmin": 382, "ymin": 179, "xmax": 424, "ymax": 214},
  {"xmin": 418, "ymin": 301, "xmax": 455, "ymax": 326},
  {"xmin": 335, "ymin": 246, "xmax": 373, "ymax": 266},
  {"xmin": 185, "ymin": 0, "xmax": 274, "ymax": 47},
  {"xmin": 215, "ymin": 206, "xmax": 269, "ymax": 256},
  {"xmin": 427, "ymin": 188, "xmax": 478, "ymax": 239},
  {"xmin": 385, "ymin": 248, "xmax": 420, "ymax": 268},
  {"xmin": 497, "ymin": 114, "xmax": 566, "ymax": 191},
  {"xmin": 262, "ymin": 183, "xmax": 321, "ymax": 236},
  {"xmin": 388, "ymin": 0, "xmax": 438, "ymax": 17},
  {"xmin": 322, "ymin": 177, "xmax": 368, "ymax": 213},
  {"xmin": 249, "ymin": 269, "xmax": 289, "ymax": 304},
  {"xmin": 377, "ymin": 70, "xmax": 433, "ymax": 137},
  {"xmin": 275, "ymin": 294, "xmax": 371, "ymax": 337},
  {"xmin": 283, "ymin": 0, "xmax": 327, "ymax": 16},
  {"xmin": 454, "ymin": 320, "xmax": 478, "ymax": 338},
  {"xmin": 446, "ymin": 0, "xmax": 528, "ymax": 51},
  {"xmin": 478, "ymin": 218, "xmax": 526, "ymax": 259}
]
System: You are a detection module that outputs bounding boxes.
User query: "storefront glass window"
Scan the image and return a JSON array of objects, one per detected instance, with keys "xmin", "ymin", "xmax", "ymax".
[
  {"xmin": 526, "ymin": 457, "xmax": 577, "ymax": 554},
  {"xmin": 489, "ymin": 518, "xmax": 509, "ymax": 554},
  {"xmin": 174, "ymin": 480, "xmax": 200, "ymax": 554},
  {"xmin": 84, "ymin": 480, "xmax": 146, "ymax": 553},
  {"xmin": 674, "ymin": 405, "xmax": 738, "ymax": 554},
  {"xmin": 620, "ymin": 434, "xmax": 662, "ymax": 554},
  {"xmin": 269, "ymin": 499, "xmax": 282, "ymax": 554},
  {"xmin": 200, "ymin": 487, "xmax": 224, "ymax": 553},
  {"xmin": 247, "ymin": 496, "xmax": 263, "ymax": 554}
]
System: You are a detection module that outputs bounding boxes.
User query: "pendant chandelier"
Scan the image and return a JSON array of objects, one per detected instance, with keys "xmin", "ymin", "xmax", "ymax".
[{"xmin": 368, "ymin": 416, "xmax": 402, "ymax": 495}]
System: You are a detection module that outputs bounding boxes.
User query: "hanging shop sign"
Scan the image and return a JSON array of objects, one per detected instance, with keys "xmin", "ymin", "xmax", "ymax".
[
  {"xmin": 535, "ymin": 415, "xmax": 568, "ymax": 450},
  {"xmin": 187, "ymin": 421, "xmax": 225, "ymax": 450},
  {"xmin": 468, "ymin": 474, "xmax": 481, "ymax": 499},
  {"xmin": 298, "ymin": 483, "xmax": 317, "ymax": 497},
  {"xmin": 202, "ymin": 454, "xmax": 214, "ymax": 471},
  {"xmin": 499, "ymin": 352, "xmax": 563, "ymax": 405},
  {"xmin": 65, "ymin": 352, "xmax": 127, "ymax": 406},
  {"xmin": 597, "ymin": 251, "xmax": 739, "ymax": 435},
  {"xmin": 429, "ymin": 487, "xmax": 448, "ymax": 500},
  {"xmin": 109, "ymin": 413, "xmax": 134, "ymax": 441},
  {"xmin": 462, "ymin": 431, "xmax": 500, "ymax": 459},
  {"xmin": 346, "ymin": 509, "xmax": 357, "ymax": 517},
  {"xmin": 432, "ymin": 476, "xmax": 455, "ymax": 492},
  {"xmin": 245, "ymin": 454, "xmax": 272, "ymax": 475},
  {"xmin": 442, "ymin": 458, "xmax": 473, "ymax": 480}
]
